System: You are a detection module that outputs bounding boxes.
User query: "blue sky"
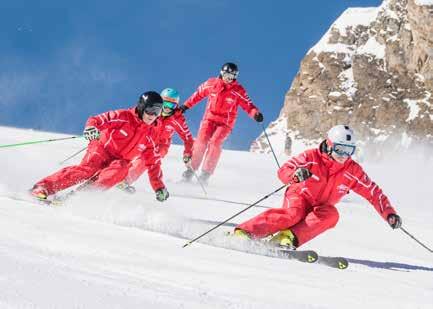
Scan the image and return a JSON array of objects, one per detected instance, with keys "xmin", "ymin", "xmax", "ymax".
[{"xmin": 0, "ymin": 0, "xmax": 381, "ymax": 150}]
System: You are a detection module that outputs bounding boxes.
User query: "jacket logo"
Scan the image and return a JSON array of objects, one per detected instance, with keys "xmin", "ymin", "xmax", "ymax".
[
  {"xmin": 225, "ymin": 97, "xmax": 235, "ymax": 104},
  {"xmin": 138, "ymin": 144, "xmax": 146, "ymax": 151},
  {"xmin": 337, "ymin": 184, "xmax": 349, "ymax": 193}
]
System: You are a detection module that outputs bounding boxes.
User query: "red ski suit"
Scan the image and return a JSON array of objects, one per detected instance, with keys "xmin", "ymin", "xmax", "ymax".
[
  {"xmin": 184, "ymin": 77, "xmax": 259, "ymax": 174},
  {"xmin": 125, "ymin": 110, "xmax": 194, "ymax": 184},
  {"xmin": 237, "ymin": 147, "xmax": 397, "ymax": 247},
  {"xmin": 35, "ymin": 108, "xmax": 165, "ymax": 195}
]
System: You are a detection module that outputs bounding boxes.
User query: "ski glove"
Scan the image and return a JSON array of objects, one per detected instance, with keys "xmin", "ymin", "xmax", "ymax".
[
  {"xmin": 254, "ymin": 112, "xmax": 264, "ymax": 123},
  {"xmin": 155, "ymin": 187, "xmax": 169, "ymax": 202},
  {"xmin": 293, "ymin": 168, "xmax": 312, "ymax": 183},
  {"xmin": 83, "ymin": 126, "xmax": 100, "ymax": 141},
  {"xmin": 183, "ymin": 155, "xmax": 192, "ymax": 165},
  {"xmin": 178, "ymin": 105, "xmax": 189, "ymax": 114},
  {"xmin": 387, "ymin": 214, "xmax": 402, "ymax": 229}
]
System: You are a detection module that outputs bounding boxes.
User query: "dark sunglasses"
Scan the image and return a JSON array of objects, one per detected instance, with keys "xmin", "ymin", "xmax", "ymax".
[{"xmin": 144, "ymin": 105, "xmax": 162, "ymax": 116}]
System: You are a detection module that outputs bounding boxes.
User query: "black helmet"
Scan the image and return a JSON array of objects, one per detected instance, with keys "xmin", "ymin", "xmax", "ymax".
[
  {"xmin": 136, "ymin": 91, "xmax": 163, "ymax": 119},
  {"xmin": 220, "ymin": 62, "xmax": 239, "ymax": 79}
]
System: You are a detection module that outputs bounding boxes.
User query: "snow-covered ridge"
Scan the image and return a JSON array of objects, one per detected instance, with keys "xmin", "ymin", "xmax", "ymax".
[
  {"xmin": 415, "ymin": 0, "xmax": 433, "ymax": 6},
  {"xmin": 309, "ymin": 7, "xmax": 380, "ymax": 56}
]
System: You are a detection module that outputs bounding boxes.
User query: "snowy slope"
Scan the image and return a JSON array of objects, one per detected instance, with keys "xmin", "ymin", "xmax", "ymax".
[{"xmin": 0, "ymin": 126, "xmax": 432, "ymax": 309}]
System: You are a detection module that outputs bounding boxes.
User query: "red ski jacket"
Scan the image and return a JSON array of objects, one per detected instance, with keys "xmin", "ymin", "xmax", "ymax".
[
  {"xmin": 85, "ymin": 108, "xmax": 164, "ymax": 190},
  {"xmin": 158, "ymin": 110, "xmax": 194, "ymax": 157},
  {"xmin": 183, "ymin": 77, "xmax": 259, "ymax": 129},
  {"xmin": 278, "ymin": 147, "xmax": 397, "ymax": 221}
]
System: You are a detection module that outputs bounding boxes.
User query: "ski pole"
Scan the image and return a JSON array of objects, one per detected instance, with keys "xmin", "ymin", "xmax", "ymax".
[
  {"xmin": 192, "ymin": 169, "xmax": 208, "ymax": 196},
  {"xmin": 261, "ymin": 122, "xmax": 281, "ymax": 168},
  {"xmin": 182, "ymin": 184, "xmax": 288, "ymax": 248},
  {"xmin": 59, "ymin": 146, "xmax": 87, "ymax": 165},
  {"xmin": 400, "ymin": 226, "xmax": 433, "ymax": 253},
  {"xmin": 0, "ymin": 136, "xmax": 82, "ymax": 149},
  {"xmin": 171, "ymin": 192, "xmax": 271, "ymax": 209}
]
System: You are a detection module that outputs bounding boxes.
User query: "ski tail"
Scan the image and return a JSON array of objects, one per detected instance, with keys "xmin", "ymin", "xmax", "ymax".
[
  {"xmin": 318, "ymin": 256, "xmax": 349, "ymax": 269},
  {"xmin": 276, "ymin": 248, "xmax": 319, "ymax": 263}
]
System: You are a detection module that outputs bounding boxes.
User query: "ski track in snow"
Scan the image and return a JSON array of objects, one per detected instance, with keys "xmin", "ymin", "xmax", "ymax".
[{"xmin": 0, "ymin": 126, "xmax": 432, "ymax": 309}]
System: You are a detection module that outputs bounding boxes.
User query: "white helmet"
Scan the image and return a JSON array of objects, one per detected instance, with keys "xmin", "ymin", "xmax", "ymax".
[{"xmin": 327, "ymin": 125, "xmax": 356, "ymax": 157}]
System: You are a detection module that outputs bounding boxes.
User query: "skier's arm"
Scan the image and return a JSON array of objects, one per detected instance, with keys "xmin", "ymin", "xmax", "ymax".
[
  {"xmin": 233, "ymin": 87, "xmax": 259, "ymax": 119},
  {"xmin": 278, "ymin": 151, "xmax": 316, "ymax": 184},
  {"xmin": 85, "ymin": 109, "xmax": 129, "ymax": 131},
  {"xmin": 348, "ymin": 165, "xmax": 397, "ymax": 221},
  {"xmin": 172, "ymin": 112, "xmax": 194, "ymax": 157},
  {"xmin": 183, "ymin": 79, "xmax": 212, "ymax": 109},
  {"xmin": 125, "ymin": 156, "xmax": 148, "ymax": 185},
  {"xmin": 143, "ymin": 137, "xmax": 165, "ymax": 192}
]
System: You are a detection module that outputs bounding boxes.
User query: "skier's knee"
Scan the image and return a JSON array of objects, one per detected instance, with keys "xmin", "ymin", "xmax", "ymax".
[{"xmin": 325, "ymin": 207, "xmax": 339, "ymax": 228}]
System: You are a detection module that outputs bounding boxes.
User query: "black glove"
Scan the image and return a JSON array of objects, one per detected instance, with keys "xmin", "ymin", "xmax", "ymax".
[
  {"xmin": 254, "ymin": 112, "xmax": 264, "ymax": 123},
  {"xmin": 293, "ymin": 168, "xmax": 312, "ymax": 183},
  {"xmin": 83, "ymin": 126, "xmax": 100, "ymax": 141},
  {"xmin": 183, "ymin": 155, "xmax": 192, "ymax": 165},
  {"xmin": 387, "ymin": 214, "xmax": 402, "ymax": 229},
  {"xmin": 155, "ymin": 187, "xmax": 169, "ymax": 202},
  {"xmin": 178, "ymin": 105, "xmax": 189, "ymax": 114}
]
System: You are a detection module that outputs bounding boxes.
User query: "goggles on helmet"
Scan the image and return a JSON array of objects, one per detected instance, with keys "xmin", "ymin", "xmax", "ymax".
[
  {"xmin": 331, "ymin": 143, "xmax": 356, "ymax": 157},
  {"xmin": 143, "ymin": 105, "xmax": 162, "ymax": 116},
  {"xmin": 162, "ymin": 101, "xmax": 177, "ymax": 110}
]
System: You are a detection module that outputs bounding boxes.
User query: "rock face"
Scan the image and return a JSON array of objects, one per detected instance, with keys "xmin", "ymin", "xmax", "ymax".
[{"xmin": 251, "ymin": 0, "xmax": 433, "ymax": 158}]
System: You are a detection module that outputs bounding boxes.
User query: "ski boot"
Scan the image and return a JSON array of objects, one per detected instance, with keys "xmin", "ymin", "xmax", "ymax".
[
  {"xmin": 181, "ymin": 167, "xmax": 194, "ymax": 182},
  {"xmin": 225, "ymin": 228, "xmax": 252, "ymax": 240},
  {"xmin": 116, "ymin": 181, "xmax": 136, "ymax": 194},
  {"xmin": 29, "ymin": 185, "xmax": 52, "ymax": 205},
  {"xmin": 269, "ymin": 229, "xmax": 297, "ymax": 250},
  {"xmin": 198, "ymin": 170, "xmax": 211, "ymax": 185},
  {"xmin": 233, "ymin": 228, "xmax": 251, "ymax": 239}
]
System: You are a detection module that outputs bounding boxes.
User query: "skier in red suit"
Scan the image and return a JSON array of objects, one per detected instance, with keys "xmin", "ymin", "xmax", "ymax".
[
  {"xmin": 117, "ymin": 88, "xmax": 194, "ymax": 194},
  {"xmin": 30, "ymin": 91, "xmax": 170, "ymax": 202},
  {"xmin": 179, "ymin": 62, "xmax": 263, "ymax": 183},
  {"xmin": 234, "ymin": 125, "xmax": 402, "ymax": 248}
]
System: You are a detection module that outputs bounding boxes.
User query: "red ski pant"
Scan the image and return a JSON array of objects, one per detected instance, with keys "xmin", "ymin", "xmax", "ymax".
[
  {"xmin": 35, "ymin": 141, "xmax": 130, "ymax": 195},
  {"xmin": 236, "ymin": 193, "xmax": 339, "ymax": 247},
  {"xmin": 191, "ymin": 120, "xmax": 231, "ymax": 174}
]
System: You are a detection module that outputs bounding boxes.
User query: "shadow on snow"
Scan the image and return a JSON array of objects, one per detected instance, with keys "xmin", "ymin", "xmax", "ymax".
[{"xmin": 346, "ymin": 258, "xmax": 433, "ymax": 272}]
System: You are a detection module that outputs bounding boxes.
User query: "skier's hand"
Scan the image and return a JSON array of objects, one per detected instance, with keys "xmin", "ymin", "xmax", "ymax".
[
  {"xmin": 155, "ymin": 187, "xmax": 169, "ymax": 202},
  {"xmin": 183, "ymin": 155, "xmax": 192, "ymax": 166},
  {"xmin": 254, "ymin": 112, "xmax": 264, "ymax": 123},
  {"xmin": 178, "ymin": 105, "xmax": 189, "ymax": 114},
  {"xmin": 83, "ymin": 126, "xmax": 100, "ymax": 141},
  {"xmin": 292, "ymin": 168, "xmax": 312, "ymax": 183},
  {"xmin": 387, "ymin": 214, "xmax": 402, "ymax": 229}
]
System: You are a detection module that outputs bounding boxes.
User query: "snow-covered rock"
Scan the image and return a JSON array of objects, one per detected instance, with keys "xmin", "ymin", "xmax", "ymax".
[{"xmin": 253, "ymin": 0, "xmax": 433, "ymax": 159}]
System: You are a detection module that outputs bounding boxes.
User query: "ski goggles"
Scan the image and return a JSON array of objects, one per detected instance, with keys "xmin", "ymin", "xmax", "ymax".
[
  {"xmin": 331, "ymin": 143, "xmax": 356, "ymax": 157},
  {"xmin": 143, "ymin": 105, "xmax": 162, "ymax": 116},
  {"xmin": 162, "ymin": 101, "xmax": 177, "ymax": 110}
]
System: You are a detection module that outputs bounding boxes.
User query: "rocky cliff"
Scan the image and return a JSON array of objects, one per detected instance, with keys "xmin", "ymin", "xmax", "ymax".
[{"xmin": 251, "ymin": 0, "xmax": 433, "ymax": 159}]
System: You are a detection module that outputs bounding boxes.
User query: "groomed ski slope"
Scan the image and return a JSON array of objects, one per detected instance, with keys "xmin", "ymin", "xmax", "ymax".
[{"xmin": 0, "ymin": 126, "xmax": 432, "ymax": 309}]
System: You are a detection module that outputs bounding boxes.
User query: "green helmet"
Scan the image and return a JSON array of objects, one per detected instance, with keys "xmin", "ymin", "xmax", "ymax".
[{"xmin": 160, "ymin": 88, "xmax": 180, "ymax": 117}]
